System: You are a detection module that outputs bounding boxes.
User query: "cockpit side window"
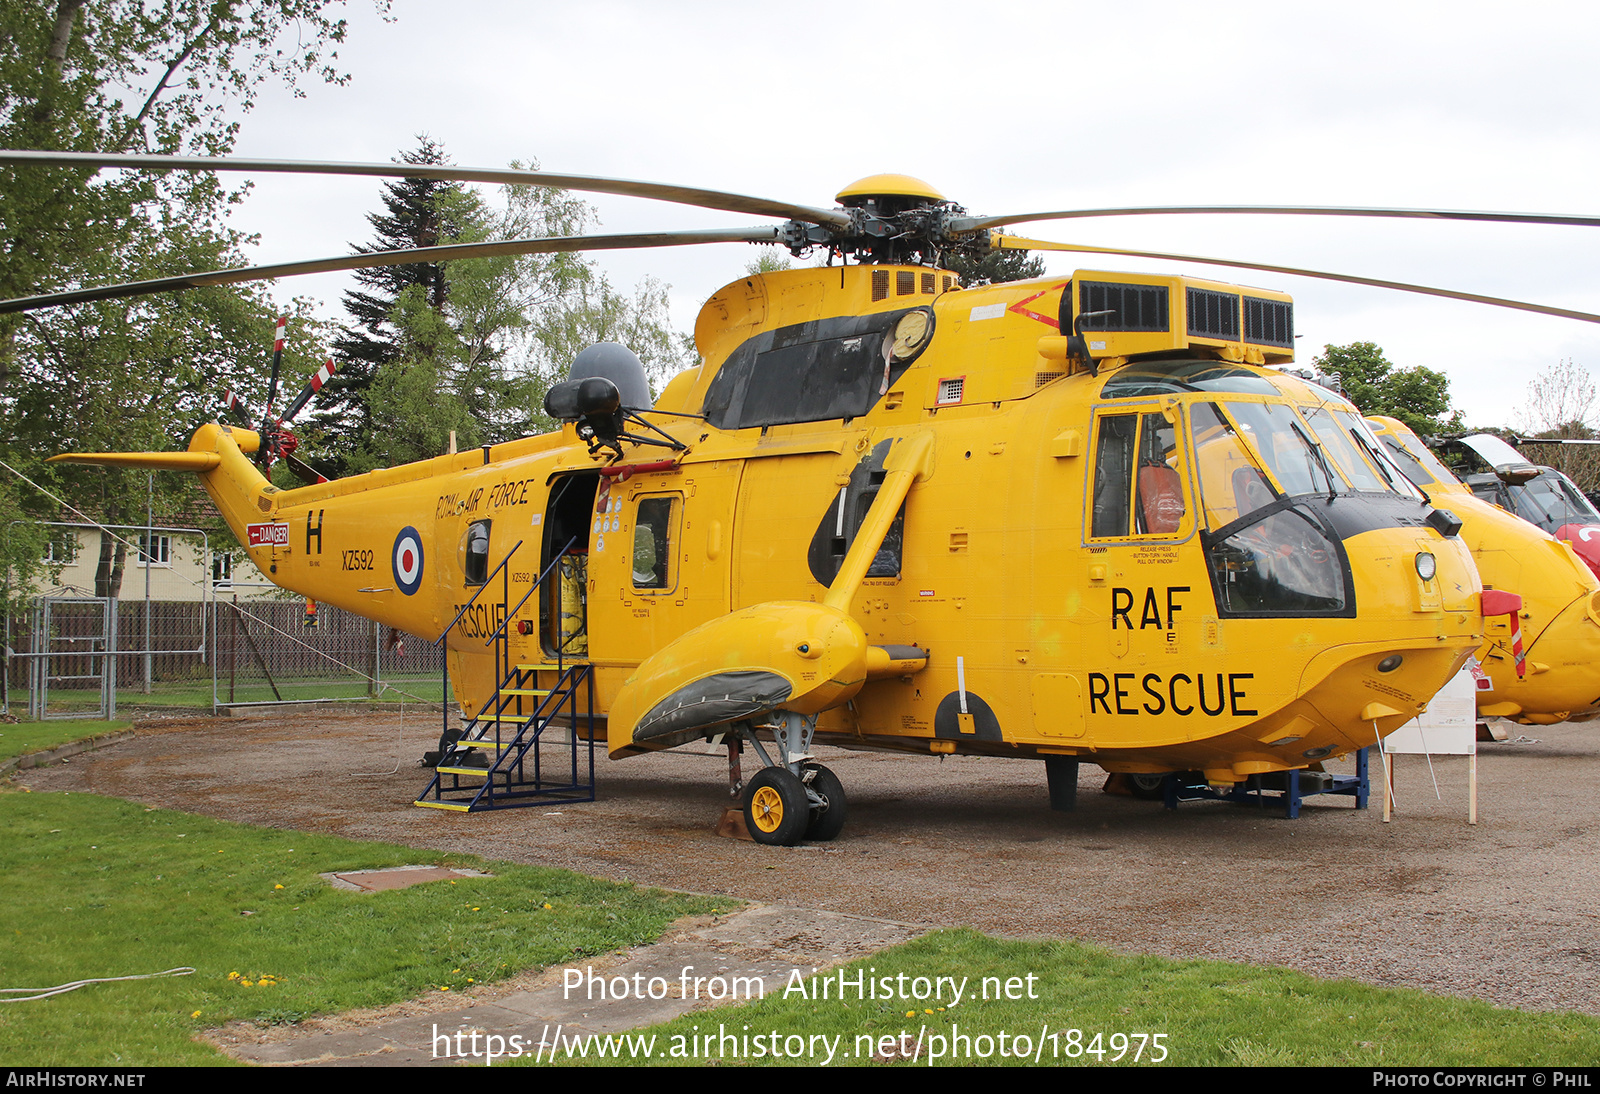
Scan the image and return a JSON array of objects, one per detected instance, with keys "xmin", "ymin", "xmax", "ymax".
[
  {"xmin": 1192, "ymin": 402, "xmax": 1277, "ymax": 530},
  {"xmin": 1223, "ymin": 401, "xmax": 1321, "ymax": 497},
  {"xmin": 1090, "ymin": 408, "xmax": 1189, "ymax": 539}
]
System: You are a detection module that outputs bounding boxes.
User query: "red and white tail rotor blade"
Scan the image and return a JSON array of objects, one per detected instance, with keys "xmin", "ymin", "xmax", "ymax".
[{"xmin": 279, "ymin": 358, "xmax": 337, "ymax": 423}]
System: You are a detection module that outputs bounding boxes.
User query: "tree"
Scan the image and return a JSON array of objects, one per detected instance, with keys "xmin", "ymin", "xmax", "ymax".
[
  {"xmin": 323, "ymin": 137, "xmax": 472, "ymax": 459},
  {"xmin": 943, "ymin": 248, "xmax": 1045, "ymax": 287},
  {"xmin": 1515, "ymin": 359, "xmax": 1600, "ymax": 493},
  {"xmin": 745, "ymin": 248, "xmax": 791, "ymax": 276},
  {"xmin": 326, "ymin": 141, "xmax": 696, "ymax": 472},
  {"xmin": 1312, "ymin": 342, "xmax": 1463, "ymax": 437},
  {"xmin": 0, "ymin": 1, "xmax": 379, "ymax": 599}
]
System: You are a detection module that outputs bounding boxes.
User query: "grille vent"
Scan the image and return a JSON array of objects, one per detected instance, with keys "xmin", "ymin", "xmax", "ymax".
[
  {"xmin": 1186, "ymin": 288, "xmax": 1240, "ymax": 340},
  {"xmin": 1035, "ymin": 371, "xmax": 1064, "ymax": 389},
  {"xmin": 872, "ymin": 270, "xmax": 889, "ymax": 301},
  {"xmin": 897, "ymin": 271, "xmax": 915, "ymax": 296},
  {"xmin": 1244, "ymin": 297, "xmax": 1294, "ymax": 347},
  {"xmin": 1077, "ymin": 281, "xmax": 1169, "ymax": 332},
  {"xmin": 921, "ymin": 272, "xmax": 935, "ymax": 294},
  {"xmin": 938, "ymin": 377, "xmax": 965, "ymax": 403}
]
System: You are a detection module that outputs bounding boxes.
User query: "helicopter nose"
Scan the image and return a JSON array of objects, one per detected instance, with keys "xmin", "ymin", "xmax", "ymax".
[{"xmin": 1500, "ymin": 589, "xmax": 1600, "ymax": 723}]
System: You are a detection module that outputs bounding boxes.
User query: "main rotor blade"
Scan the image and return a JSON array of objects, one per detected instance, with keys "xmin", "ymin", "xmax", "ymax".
[
  {"xmin": 0, "ymin": 227, "xmax": 783, "ymax": 314},
  {"xmin": 958, "ymin": 205, "xmax": 1600, "ymax": 232},
  {"xmin": 994, "ymin": 234, "xmax": 1600, "ymax": 326},
  {"xmin": 0, "ymin": 149, "xmax": 852, "ymax": 229},
  {"xmin": 1510, "ymin": 436, "xmax": 1600, "ymax": 445}
]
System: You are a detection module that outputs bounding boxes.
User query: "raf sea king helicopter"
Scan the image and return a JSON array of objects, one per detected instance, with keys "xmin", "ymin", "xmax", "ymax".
[
  {"xmin": 1437, "ymin": 432, "xmax": 1600, "ymax": 580},
  {"xmin": 1365, "ymin": 417, "xmax": 1600, "ymax": 724},
  {"xmin": 9, "ymin": 150, "xmax": 1594, "ymax": 843}
]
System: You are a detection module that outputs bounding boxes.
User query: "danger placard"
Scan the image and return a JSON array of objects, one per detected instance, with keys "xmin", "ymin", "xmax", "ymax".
[{"xmin": 247, "ymin": 522, "xmax": 290, "ymax": 547}]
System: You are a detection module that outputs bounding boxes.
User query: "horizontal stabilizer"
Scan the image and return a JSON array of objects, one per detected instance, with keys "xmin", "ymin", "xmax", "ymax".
[{"xmin": 47, "ymin": 451, "xmax": 222, "ymax": 472}]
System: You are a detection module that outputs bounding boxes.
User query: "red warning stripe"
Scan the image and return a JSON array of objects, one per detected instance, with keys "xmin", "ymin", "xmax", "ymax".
[{"xmin": 1006, "ymin": 281, "xmax": 1069, "ymax": 329}]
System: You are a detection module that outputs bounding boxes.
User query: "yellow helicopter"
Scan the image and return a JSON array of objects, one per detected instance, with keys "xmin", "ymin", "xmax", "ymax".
[
  {"xmin": 1364, "ymin": 416, "xmax": 1600, "ymax": 725},
  {"xmin": 9, "ymin": 151, "xmax": 1595, "ymax": 843}
]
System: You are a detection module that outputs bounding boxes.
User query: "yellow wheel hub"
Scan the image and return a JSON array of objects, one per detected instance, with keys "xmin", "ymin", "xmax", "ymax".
[{"xmin": 750, "ymin": 785, "xmax": 785, "ymax": 832}]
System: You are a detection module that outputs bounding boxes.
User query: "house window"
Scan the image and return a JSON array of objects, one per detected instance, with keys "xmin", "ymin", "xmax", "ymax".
[
  {"xmin": 212, "ymin": 551, "xmax": 233, "ymax": 585},
  {"xmin": 138, "ymin": 533, "xmax": 171, "ymax": 566},
  {"xmin": 43, "ymin": 536, "xmax": 78, "ymax": 564}
]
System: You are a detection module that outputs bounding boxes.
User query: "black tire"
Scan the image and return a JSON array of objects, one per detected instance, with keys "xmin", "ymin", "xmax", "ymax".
[
  {"xmin": 742, "ymin": 767, "xmax": 808, "ymax": 846},
  {"xmin": 802, "ymin": 763, "xmax": 848, "ymax": 841},
  {"xmin": 1128, "ymin": 773, "xmax": 1169, "ymax": 801}
]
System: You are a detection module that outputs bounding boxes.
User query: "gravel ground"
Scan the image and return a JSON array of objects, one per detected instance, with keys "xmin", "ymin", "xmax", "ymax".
[{"xmin": 20, "ymin": 708, "xmax": 1600, "ymax": 1015}]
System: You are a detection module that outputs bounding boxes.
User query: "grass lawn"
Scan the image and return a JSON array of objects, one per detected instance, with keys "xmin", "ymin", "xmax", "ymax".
[
  {"xmin": 107, "ymin": 673, "xmax": 449, "ymax": 710},
  {"xmin": 0, "ymin": 720, "xmax": 132, "ymax": 764},
  {"xmin": 0, "ymin": 791, "xmax": 721, "ymax": 1066},
  {"xmin": 534, "ymin": 929, "xmax": 1600, "ymax": 1067}
]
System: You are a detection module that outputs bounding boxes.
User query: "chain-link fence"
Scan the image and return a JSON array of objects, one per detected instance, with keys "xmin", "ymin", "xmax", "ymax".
[{"xmin": 216, "ymin": 594, "xmax": 443, "ymax": 709}]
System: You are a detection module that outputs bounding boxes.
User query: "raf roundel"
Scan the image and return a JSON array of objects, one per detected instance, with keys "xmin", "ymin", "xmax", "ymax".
[{"xmin": 392, "ymin": 526, "xmax": 424, "ymax": 595}]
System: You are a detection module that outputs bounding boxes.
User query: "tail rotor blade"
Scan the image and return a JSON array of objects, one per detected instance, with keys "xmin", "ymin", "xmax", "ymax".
[
  {"xmin": 279, "ymin": 358, "xmax": 337, "ymax": 424},
  {"xmin": 222, "ymin": 388, "xmax": 258, "ymax": 430},
  {"xmin": 265, "ymin": 316, "xmax": 287, "ymax": 418}
]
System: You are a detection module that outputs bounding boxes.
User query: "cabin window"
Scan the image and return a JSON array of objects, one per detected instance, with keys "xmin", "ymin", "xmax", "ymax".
[
  {"xmin": 1090, "ymin": 409, "xmax": 1188, "ymax": 539},
  {"xmin": 805, "ymin": 438, "xmax": 908, "ymax": 585},
  {"xmin": 1221, "ymin": 401, "xmax": 1327, "ymax": 498},
  {"xmin": 633, "ymin": 496, "xmax": 678, "ymax": 590},
  {"xmin": 852, "ymin": 488, "xmax": 905, "ymax": 578},
  {"xmin": 463, "ymin": 520, "xmax": 492, "ymax": 586},
  {"xmin": 1332, "ymin": 410, "xmax": 1422, "ymax": 499}
]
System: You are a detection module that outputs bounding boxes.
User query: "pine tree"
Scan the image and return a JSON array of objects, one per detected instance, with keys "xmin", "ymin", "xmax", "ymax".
[{"xmin": 322, "ymin": 136, "xmax": 469, "ymax": 458}]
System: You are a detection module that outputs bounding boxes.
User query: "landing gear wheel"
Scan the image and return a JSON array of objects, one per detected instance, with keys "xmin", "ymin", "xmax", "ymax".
[
  {"xmin": 1128, "ymin": 774, "xmax": 1168, "ymax": 801},
  {"xmin": 743, "ymin": 767, "xmax": 808, "ymax": 846},
  {"xmin": 801, "ymin": 763, "xmax": 848, "ymax": 841}
]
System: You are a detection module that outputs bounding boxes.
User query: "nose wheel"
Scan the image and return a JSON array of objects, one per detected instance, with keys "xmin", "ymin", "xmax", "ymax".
[
  {"xmin": 733, "ymin": 714, "xmax": 850, "ymax": 845},
  {"xmin": 742, "ymin": 767, "xmax": 809, "ymax": 845}
]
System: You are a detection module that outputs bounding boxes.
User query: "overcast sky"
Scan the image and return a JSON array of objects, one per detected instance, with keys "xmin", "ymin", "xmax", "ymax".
[{"xmin": 218, "ymin": 0, "xmax": 1600, "ymax": 428}]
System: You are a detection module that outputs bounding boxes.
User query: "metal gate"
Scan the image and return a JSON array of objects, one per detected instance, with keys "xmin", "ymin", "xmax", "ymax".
[{"xmin": 24, "ymin": 595, "xmax": 118, "ymax": 720}]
